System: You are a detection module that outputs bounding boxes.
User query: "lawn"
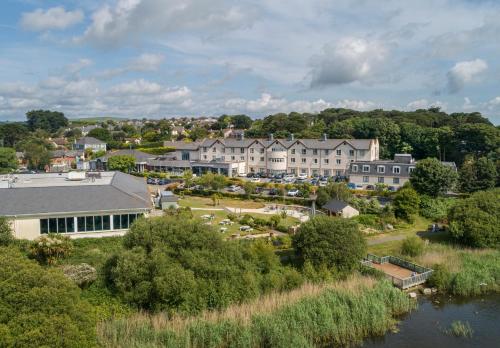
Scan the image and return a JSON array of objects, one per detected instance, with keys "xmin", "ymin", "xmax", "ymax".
[
  {"xmin": 179, "ymin": 196, "xmax": 265, "ymax": 209},
  {"xmin": 191, "ymin": 209, "xmax": 300, "ymax": 237}
]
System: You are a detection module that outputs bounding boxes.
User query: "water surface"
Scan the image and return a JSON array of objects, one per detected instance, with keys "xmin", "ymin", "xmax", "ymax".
[{"xmin": 362, "ymin": 294, "xmax": 500, "ymax": 348}]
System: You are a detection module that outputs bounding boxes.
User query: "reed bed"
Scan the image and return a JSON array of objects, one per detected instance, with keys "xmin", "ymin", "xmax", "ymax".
[{"xmin": 98, "ymin": 275, "xmax": 414, "ymax": 348}]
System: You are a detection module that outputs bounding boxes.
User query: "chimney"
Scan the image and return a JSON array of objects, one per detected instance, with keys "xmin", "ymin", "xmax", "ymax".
[
  {"xmin": 289, "ymin": 133, "xmax": 295, "ymax": 141},
  {"xmin": 240, "ymin": 131, "xmax": 245, "ymax": 141},
  {"xmin": 322, "ymin": 133, "xmax": 327, "ymax": 141},
  {"xmin": 269, "ymin": 133, "xmax": 274, "ymax": 141}
]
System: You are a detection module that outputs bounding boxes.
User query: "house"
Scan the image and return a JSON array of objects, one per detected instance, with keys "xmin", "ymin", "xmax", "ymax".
[
  {"xmin": 0, "ymin": 171, "xmax": 152, "ymax": 240},
  {"xmin": 93, "ymin": 149, "xmax": 152, "ymax": 172},
  {"xmin": 124, "ymin": 137, "xmax": 141, "ymax": 145},
  {"xmin": 76, "ymin": 125, "xmax": 99, "ymax": 136},
  {"xmin": 50, "ymin": 137, "xmax": 69, "ymax": 148},
  {"xmin": 49, "ymin": 150, "xmax": 84, "ymax": 172},
  {"xmin": 322, "ymin": 199, "xmax": 359, "ymax": 218},
  {"xmin": 348, "ymin": 154, "xmax": 457, "ymax": 189},
  {"xmin": 171, "ymin": 126, "xmax": 186, "ymax": 137},
  {"xmin": 162, "ymin": 135, "xmax": 379, "ymax": 177},
  {"xmin": 159, "ymin": 191, "xmax": 179, "ymax": 210},
  {"xmin": 73, "ymin": 137, "xmax": 107, "ymax": 152}
]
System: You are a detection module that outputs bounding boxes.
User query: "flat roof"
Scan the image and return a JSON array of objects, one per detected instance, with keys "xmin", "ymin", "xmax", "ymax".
[{"xmin": 0, "ymin": 172, "xmax": 151, "ymax": 217}]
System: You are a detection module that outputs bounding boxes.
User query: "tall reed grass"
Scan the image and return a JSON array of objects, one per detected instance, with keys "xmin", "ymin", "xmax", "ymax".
[{"xmin": 98, "ymin": 275, "xmax": 415, "ymax": 348}]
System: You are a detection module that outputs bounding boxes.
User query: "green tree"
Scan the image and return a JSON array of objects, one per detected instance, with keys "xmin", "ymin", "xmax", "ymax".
[
  {"xmin": 448, "ymin": 189, "xmax": 500, "ymax": 248},
  {"xmin": 393, "ymin": 187, "xmax": 420, "ymax": 222},
  {"xmin": 410, "ymin": 158, "xmax": 458, "ymax": 196},
  {"xmin": 189, "ymin": 126, "xmax": 208, "ymax": 141},
  {"xmin": 107, "ymin": 155, "xmax": 136, "ymax": 173},
  {"xmin": 26, "ymin": 110, "xmax": 68, "ymax": 133},
  {"xmin": 182, "ymin": 169, "xmax": 194, "ymax": 188},
  {"xmin": 0, "ymin": 123, "xmax": 30, "ymax": 147},
  {"xmin": 243, "ymin": 181, "xmax": 257, "ymax": 196},
  {"xmin": 0, "ymin": 246, "xmax": 96, "ymax": 347},
  {"xmin": 0, "ymin": 147, "xmax": 18, "ymax": 173},
  {"xmin": 458, "ymin": 157, "xmax": 497, "ymax": 193},
  {"xmin": 401, "ymin": 236, "xmax": 425, "ymax": 257},
  {"xmin": 88, "ymin": 127, "xmax": 112, "ymax": 142},
  {"xmin": 293, "ymin": 216, "xmax": 366, "ymax": 272},
  {"xmin": 316, "ymin": 182, "xmax": 352, "ymax": 207},
  {"xmin": 231, "ymin": 114, "xmax": 253, "ymax": 129},
  {"xmin": 0, "ymin": 217, "xmax": 14, "ymax": 246},
  {"xmin": 23, "ymin": 140, "xmax": 51, "ymax": 170}
]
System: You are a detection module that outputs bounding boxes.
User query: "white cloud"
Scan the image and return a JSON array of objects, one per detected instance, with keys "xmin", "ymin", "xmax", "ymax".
[
  {"xmin": 79, "ymin": 0, "xmax": 258, "ymax": 47},
  {"xmin": 406, "ymin": 99, "xmax": 447, "ymax": 111},
  {"xmin": 98, "ymin": 53, "xmax": 165, "ymax": 78},
  {"xmin": 309, "ymin": 38, "xmax": 387, "ymax": 87},
  {"xmin": 20, "ymin": 7, "xmax": 84, "ymax": 31},
  {"xmin": 66, "ymin": 58, "xmax": 93, "ymax": 74},
  {"xmin": 222, "ymin": 93, "xmax": 375, "ymax": 114},
  {"xmin": 446, "ymin": 59, "xmax": 488, "ymax": 93}
]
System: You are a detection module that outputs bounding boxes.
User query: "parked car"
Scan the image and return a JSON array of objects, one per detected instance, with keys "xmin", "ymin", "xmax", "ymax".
[
  {"xmin": 228, "ymin": 185, "xmax": 242, "ymax": 192},
  {"xmin": 318, "ymin": 180, "xmax": 328, "ymax": 187},
  {"xmin": 158, "ymin": 178, "xmax": 171, "ymax": 185},
  {"xmin": 246, "ymin": 173, "xmax": 255, "ymax": 178},
  {"xmin": 283, "ymin": 173, "xmax": 295, "ymax": 180},
  {"xmin": 366, "ymin": 185, "xmax": 375, "ymax": 190},
  {"xmin": 250, "ymin": 177, "xmax": 260, "ymax": 183},
  {"xmin": 287, "ymin": 189, "xmax": 300, "ymax": 197},
  {"xmin": 268, "ymin": 188, "xmax": 279, "ymax": 196},
  {"xmin": 147, "ymin": 177, "xmax": 159, "ymax": 185},
  {"xmin": 296, "ymin": 177, "xmax": 308, "ymax": 184},
  {"xmin": 388, "ymin": 186, "xmax": 398, "ymax": 192},
  {"xmin": 297, "ymin": 173, "xmax": 308, "ymax": 179},
  {"xmin": 239, "ymin": 225, "xmax": 253, "ymax": 232},
  {"xmin": 347, "ymin": 183, "xmax": 356, "ymax": 189}
]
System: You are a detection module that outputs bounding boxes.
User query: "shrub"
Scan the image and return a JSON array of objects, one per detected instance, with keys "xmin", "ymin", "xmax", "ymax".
[
  {"xmin": 61, "ymin": 263, "xmax": 98, "ymax": 287},
  {"xmin": 419, "ymin": 195, "xmax": 455, "ymax": 221},
  {"xmin": 227, "ymin": 213, "xmax": 237, "ymax": 221},
  {"xmin": 410, "ymin": 157, "xmax": 458, "ymax": 197},
  {"xmin": 293, "ymin": 215, "xmax": 366, "ymax": 273},
  {"xmin": 0, "ymin": 246, "xmax": 96, "ymax": 347},
  {"xmin": 30, "ymin": 234, "xmax": 73, "ymax": 265},
  {"xmin": 448, "ymin": 188, "xmax": 500, "ymax": 248},
  {"xmin": 401, "ymin": 236, "xmax": 425, "ymax": 257},
  {"xmin": 0, "ymin": 216, "xmax": 14, "ymax": 246},
  {"xmin": 393, "ymin": 187, "xmax": 420, "ymax": 222}
]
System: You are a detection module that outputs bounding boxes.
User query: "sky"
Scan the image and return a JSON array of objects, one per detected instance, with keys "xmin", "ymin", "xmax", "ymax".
[{"xmin": 0, "ymin": 0, "xmax": 499, "ymax": 124}]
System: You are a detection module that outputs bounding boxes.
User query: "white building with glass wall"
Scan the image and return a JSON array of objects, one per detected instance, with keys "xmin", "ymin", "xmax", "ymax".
[{"xmin": 0, "ymin": 171, "xmax": 152, "ymax": 240}]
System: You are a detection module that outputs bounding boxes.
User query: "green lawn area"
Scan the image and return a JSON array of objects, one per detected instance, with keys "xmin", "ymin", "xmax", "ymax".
[
  {"xmin": 190, "ymin": 210, "xmax": 299, "ymax": 237},
  {"xmin": 179, "ymin": 196, "xmax": 265, "ymax": 209}
]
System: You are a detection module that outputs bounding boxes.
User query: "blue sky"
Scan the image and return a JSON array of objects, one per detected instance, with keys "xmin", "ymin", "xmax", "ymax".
[{"xmin": 1, "ymin": 0, "xmax": 500, "ymax": 123}]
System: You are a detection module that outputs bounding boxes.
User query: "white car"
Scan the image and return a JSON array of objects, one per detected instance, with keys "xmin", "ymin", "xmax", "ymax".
[
  {"xmin": 239, "ymin": 225, "xmax": 254, "ymax": 232},
  {"xmin": 228, "ymin": 185, "xmax": 242, "ymax": 192},
  {"xmin": 250, "ymin": 177, "xmax": 261, "ymax": 183},
  {"xmin": 287, "ymin": 189, "xmax": 300, "ymax": 197},
  {"xmin": 297, "ymin": 173, "xmax": 308, "ymax": 179},
  {"xmin": 319, "ymin": 180, "xmax": 328, "ymax": 187}
]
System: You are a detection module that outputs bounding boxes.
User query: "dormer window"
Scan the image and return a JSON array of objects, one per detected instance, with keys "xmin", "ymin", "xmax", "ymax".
[
  {"xmin": 352, "ymin": 164, "xmax": 358, "ymax": 172},
  {"xmin": 362, "ymin": 165, "xmax": 370, "ymax": 172},
  {"xmin": 393, "ymin": 166, "xmax": 401, "ymax": 174},
  {"xmin": 377, "ymin": 165, "xmax": 385, "ymax": 173}
]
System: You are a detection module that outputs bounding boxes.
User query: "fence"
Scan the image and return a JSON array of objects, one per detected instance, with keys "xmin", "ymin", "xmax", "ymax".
[{"xmin": 362, "ymin": 254, "xmax": 433, "ymax": 289}]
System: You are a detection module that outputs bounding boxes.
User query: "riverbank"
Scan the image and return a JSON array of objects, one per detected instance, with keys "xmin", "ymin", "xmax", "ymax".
[{"xmin": 97, "ymin": 275, "xmax": 415, "ymax": 348}]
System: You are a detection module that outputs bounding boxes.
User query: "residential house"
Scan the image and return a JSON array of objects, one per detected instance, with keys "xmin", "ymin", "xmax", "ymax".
[
  {"xmin": 73, "ymin": 137, "xmax": 107, "ymax": 153},
  {"xmin": 322, "ymin": 199, "xmax": 359, "ymax": 218}
]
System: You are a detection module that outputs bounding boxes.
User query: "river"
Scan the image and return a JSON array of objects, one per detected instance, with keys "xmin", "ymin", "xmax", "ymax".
[{"xmin": 362, "ymin": 294, "xmax": 500, "ymax": 348}]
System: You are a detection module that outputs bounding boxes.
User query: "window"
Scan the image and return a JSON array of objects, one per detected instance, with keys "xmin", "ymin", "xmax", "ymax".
[
  {"xmin": 57, "ymin": 218, "xmax": 66, "ymax": 233},
  {"xmin": 312, "ymin": 169, "xmax": 318, "ymax": 176},
  {"xmin": 349, "ymin": 150, "xmax": 355, "ymax": 157},
  {"xmin": 41, "ymin": 216, "xmax": 110, "ymax": 234},
  {"xmin": 112, "ymin": 213, "xmax": 140, "ymax": 230},
  {"xmin": 103, "ymin": 215, "xmax": 110, "ymax": 230},
  {"xmin": 301, "ymin": 158, "xmax": 306, "ymax": 163},
  {"xmin": 352, "ymin": 164, "xmax": 358, "ymax": 172},
  {"xmin": 40, "ymin": 219, "xmax": 49, "ymax": 234},
  {"xmin": 240, "ymin": 156, "xmax": 245, "ymax": 161},
  {"xmin": 212, "ymin": 147, "xmax": 216, "ymax": 152},
  {"xmin": 393, "ymin": 177, "xmax": 400, "ymax": 184},
  {"xmin": 86, "ymin": 216, "xmax": 94, "ymax": 231},
  {"xmin": 203, "ymin": 155, "xmax": 207, "ymax": 160},
  {"xmin": 250, "ymin": 156, "xmax": 254, "ymax": 161},
  {"xmin": 336, "ymin": 159, "xmax": 341, "ymax": 165},
  {"xmin": 313, "ymin": 159, "xmax": 318, "ymax": 164},
  {"xmin": 301, "ymin": 168, "xmax": 307, "ymax": 174},
  {"xmin": 291, "ymin": 158, "xmax": 296, "ymax": 163},
  {"xmin": 377, "ymin": 165, "xmax": 385, "ymax": 173},
  {"xmin": 78, "ymin": 217, "xmax": 85, "ymax": 232},
  {"xmin": 94, "ymin": 216, "xmax": 103, "ymax": 231},
  {"xmin": 260, "ymin": 148, "xmax": 265, "ymax": 154},
  {"xmin": 301, "ymin": 149, "xmax": 306, "ymax": 155},
  {"xmin": 221, "ymin": 156, "xmax": 225, "ymax": 161},
  {"xmin": 231, "ymin": 156, "xmax": 235, "ymax": 160},
  {"xmin": 121, "ymin": 214, "xmax": 129, "ymax": 229},
  {"xmin": 324, "ymin": 150, "xmax": 329, "ymax": 155},
  {"xmin": 240, "ymin": 148, "xmax": 244, "ymax": 153},
  {"xmin": 378, "ymin": 177, "xmax": 385, "ymax": 183},
  {"xmin": 324, "ymin": 170, "xmax": 330, "ymax": 176},
  {"xmin": 409, "ymin": 167, "xmax": 415, "ymax": 173},
  {"xmin": 313, "ymin": 149, "xmax": 318, "ymax": 155},
  {"xmin": 231, "ymin": 148, "xmax": 235, "ymax": 153},
  {"xmin": 113, "ymin": 215, "xmax": 121, "ymax": 229},
  {"xmin": 336, "ymin": 170, "xmax": 342, "ymax": 176},
  {"xmin": 291, "ymin": 149, "xmax": 296, "ymax": 154},
  {"xmin": 359, "ymin": 150, "xmax": 366, "ymax": 157},
  {"xmin": 393, "ymin": 166, "xmax": 401, "ymax": 174},
  {"xmin": 212, "ymin": 155, "xmax": 216, "ymax": 160},
  {"xmin": 336, "ymin": 149, "xmax": 342, "ymax": 156},
  {"xmin": 362, "ymin": 165, "xmax": 370, "ymax": 172},
  {"xmin": 181, "ymin": 151, "xmax": 190, "ymax": 161},
  {"xmin": 66, "ymin": 217, "xmax": 74, "ymax": 233},
  {"xmin": 250, "ymin": 148, "xmax": 254, "ymax": 153},
  {"xmin": 222, "ymin": 148, "xmax": 226, "ymax": 153},
  {"xmin": 324, "ymin": 159, "xmax": 329, "ymax": 164},
  {"xmin": 203, "ymin": 147, "xmax": 207, "ymax": 152},
  {"xmin": 363, "ymin": 176, "xmax": 369, "ymax": 183},
  {"xmin": 260, "ymin": 157, "xmax": 265, "ymax": 161}
]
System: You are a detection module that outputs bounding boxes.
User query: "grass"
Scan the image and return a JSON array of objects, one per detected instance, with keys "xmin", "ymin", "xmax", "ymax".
[
  {"xmin": 62, "ymin": 236, "xmax": 124, "ymax": 268},
  {"xmin": 179, "ymin": 196, "xmax": 265, "ymax": 209},
  {"xmin": 97, "ymin": 275, "xmax": 415, "ymax": 348},
  {"xmin": 190, "ymin": 210, "xmax": 300, "ymax": 236},
  {"xmin": 446, "ymin": 320, "xmax": 473, "ymax": 338}
]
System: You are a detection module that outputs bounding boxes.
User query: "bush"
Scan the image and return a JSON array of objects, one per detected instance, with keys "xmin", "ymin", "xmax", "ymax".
[
  {"xmin": 410, "ymin": 157, "xmax": 458, "ymax": 197},
  {"xmin": 0, "ymin": 216, "xmax": 14, "ymax": 246},
  {"xmin": 448, "ymin": 188, "xmax": 500, "ymax": 248},
  {"xmin": 293, "ymin": 215, "xmax": 366, "ymax": 273},
  {"xmin": 61, "ymin": 263, "xmax": 98, "ymax": 287},
  {"xmin": 401, "ymin": 236, "xmax": 425, "ymax": 257},
  {"xmin": 30, "ymin": 234, "xmax": 73, "ymax": 265},
  {"xmin": 419, "ymin": 195, "xmax": 455, "ymax": 221},
  {"xmin": 0, "ymin": 246, "xmax": 97, "ymax": 347},
  {"xmin": 393, "ymin": 187, "xmax": 420, "ymax": 222}
]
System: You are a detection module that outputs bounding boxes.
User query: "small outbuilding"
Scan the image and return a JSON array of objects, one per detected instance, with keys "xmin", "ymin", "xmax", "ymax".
[
  {"xmin": 159, "ymin": 191, "xmax": 179, "ymax": 210},
  {"xmin": 323, "ymin": 199, "xmax": 359, "ymax": 218}
]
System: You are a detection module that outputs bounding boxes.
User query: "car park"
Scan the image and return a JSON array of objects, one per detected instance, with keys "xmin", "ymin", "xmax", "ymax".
[{"xmin": 287, "ymin": 189, "xmax": 299, "ymax": 197}]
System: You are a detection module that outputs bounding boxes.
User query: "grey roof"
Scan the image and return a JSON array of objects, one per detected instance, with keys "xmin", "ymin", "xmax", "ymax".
[
  {"xmin": 146, "ymin": 159, "xmax": 191, "ymax": 168},
  {"xmin": 164, "ymin": 140, "xmax": 201, "ymax": 150},
  {"xmin": 323, "ymin": 199, "xmax": 350, "ymax": 212},
  {"xmin": 75, "ymin": 136, "xmax": 106, "ymax": 145},
  {"xmin": 50, "ymin": 150, "xmax": 83, "ymax": 158},
  {"xmin": 0, "ymin": 172, "xmax": 151, "ymax": 216},
  {"xmin": 348, "ymin": 158, "xmax": 456, "ymax": 177},
  {"xmin": 98, "ymin": 149, "xmax": 152, "ymax": 163}
]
